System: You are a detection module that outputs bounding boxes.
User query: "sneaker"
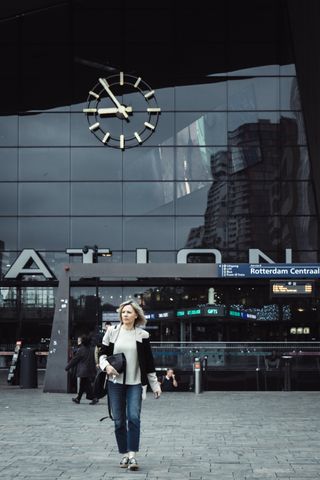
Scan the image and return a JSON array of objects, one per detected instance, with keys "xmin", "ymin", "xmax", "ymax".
[
  {"xmin": 127, "ymin": 458, "xmax": 139, "ymax": 471},
  {"xmin": 89, "ymin": 398, "xmax": 99, "ymax": 405},
  {"xmin": 119, "ymin": 456, "xmax": 129, "ymax": 468},
  {"xmin": 72, "ymin": 397, "xmax": 80, "ymax": 404}
]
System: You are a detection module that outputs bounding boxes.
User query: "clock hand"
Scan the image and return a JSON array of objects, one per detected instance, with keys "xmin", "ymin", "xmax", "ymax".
[
  {"xmin": 99, "ymin": 78, "xmax": 129, "ymax": 119},
  {"xmin": 98, "ymin": 106, "xmax": 133, "ymax": 115}
]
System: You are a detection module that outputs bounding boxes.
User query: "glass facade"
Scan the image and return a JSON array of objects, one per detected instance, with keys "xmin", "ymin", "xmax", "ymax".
[{"xmin": 0, "ymin": 1, "xmax": 319, "ymax": 348}]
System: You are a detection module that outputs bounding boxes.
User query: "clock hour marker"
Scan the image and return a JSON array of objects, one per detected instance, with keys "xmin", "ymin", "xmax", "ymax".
[
  {"xmin": 120, "ymin": 134, "xmax": 125, "ymax": 150},
  {"xmin": 89, "ymin": 122, "xmax": 100, "ymax": 131},
  {"xmin": 144, "ymin": 90, "xmax": 155, "ymax": 99},
  {"xmin": 147, "ymin": 107, "xmax": 161, "ymax": 113},
  {"xmin": 89, "ymin": 91, "xmax": 99, "ymax": 99},
  {"xmin": 102, "ymin": 132, "xmax": 110, "ymax": 144},
  {"xmin": 134, "ymin": 132, "xmax": 142, "ymax": 144},
  {"xmin": 83, "ymin": 108, "xmax": 97, "ymax": 113},
  {"xmin": 144, "ymin": 121, "xmax": 155, "ymax": 130},
  {"xmin": 120, "ymin": 71, "xmax": 124, "ymax": 85},
  {"xmin": 134, "ymin": 77, "xmax": 142, "ymax": 88}
]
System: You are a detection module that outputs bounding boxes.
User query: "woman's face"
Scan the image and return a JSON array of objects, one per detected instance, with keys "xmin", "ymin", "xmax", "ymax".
[{"xmin": 121, "ymin": 304, "xmax": 137, "ymax": 329}]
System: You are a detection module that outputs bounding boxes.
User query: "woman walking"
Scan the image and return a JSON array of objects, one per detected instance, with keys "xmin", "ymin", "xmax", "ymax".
[
  {"xmin": 65, "ymin": 334, "xmax": 98, "ymax": 405},
  {"xmin": 99, "ymin": 300, "xmax": 161, "ymax": 470}
]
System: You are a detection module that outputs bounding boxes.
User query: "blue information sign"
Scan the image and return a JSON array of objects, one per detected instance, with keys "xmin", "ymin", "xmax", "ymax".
[{"xmin": 219, "ymin": 264, "xmax": 320, "ymax": 279}]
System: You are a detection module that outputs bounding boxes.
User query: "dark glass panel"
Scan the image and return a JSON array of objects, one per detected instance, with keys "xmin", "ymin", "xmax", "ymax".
[
  {"xmin": 70, "ymin": 286, "xmax": 98, "ymax": 337},
  {"xmin": 123, "ymin": 182, "xmax": 174, "ymax": 215},
  {"xmin": 71, "ymin": 182, "xmax": 122, "ymax": 215},
  {"xmin": 0, "ymin": 183, "xmax": 17, "ymax": 214},
  {"xmin": 228, "ymin": 146, "xmax": 280, "ymax": 180},
  {"xmin": 280, "ymin": 216, "xmax": 318, "ymax": 252},
  {"xmin": 280, "ymin": 147, "xmax": 311, "ymax": 180},
  {"xmin": 0, "ymin": 46, "xmax": 19, "ymax": 112},
  {"xmin": 19, "ymin": 148, "xmax": 70, "ymax": 181},
  {"xmin": 228, "ymin": 0, "xmax": 279, "ymax": 43},
  {"xmin": 228, "ymin": 77, "xmax": 279, "ymax": 111},
  {"xmin": 228, "ymin": 112, "xmax": 280, "ymax": 147},
  {"xmin": 123, "ymin": 146, "xmax": 174, "ymax": 181},
  {"xmin": 227, "ymin": 216, "xmax": 281, "ymax": 252},
  {"xmin": 123, "ymin": 217, "xmax": 174, "ymax": 249},
  {"xmin": 98, "ymin": 287, "xmax": 123, "ymax": 313},
  {"xmin": 175, "ymin": 216, "xmax": 207, "ymax": 250},
  {"xmin": 18, "ymin": 217, "xmax": 70, "ymax": 250},
  {"xmin": 280, "ymin": 77, "xmax": 302, "ymax": 111},
  {"xmin": 143, "ymin": 113, "xmax": 174, "ymax": 147},
  {"xmin": 21, "ymin": 46, "xmax": 71, "ymax": 112},
  {"xmin": 176, "ymin": 182, "xmax": 212, "ymax": 215},
  {"xmin": 71, "ymin": 147, "xmax": 122, "ymax": 181},
  {"xmin": 71, "ymin": 112, "xmax": 102, "ymax": 146},
  {"xmin": 280, "ymin": 182, "xmax": 316, "ymax": 215},
  {"xmin": 175, "ymin": 43, "xmax": 227, "ymax": 78},
  {"xmin": 280, "ymin": 64, "xmax": 296, "ymax": 76},
  {"xmin": 73, "ymin": 9, "xmax": 123, "ymax": 44},
  {"xmin": 19, "ymin": 183, "xmax": 69, "ymax": 215},
  {"xmin": 21, "ymin": 5, "xmax": 70, "ymax": 44},
  {"xmin": 37, "ymin": 252, "xmax": 70, "ymax": 276},
  {"xmin": 125, "ymin": 8, "xmax": 173, "ymax": 43},
  {"xmin": 176, "ymin": 4, "xmax": 226, "ymax": 43},
  {"xmin": 0, "ymin": 17, "xmax": 19, "ymax": 44},
  {"xmin": 176, "ymin": 146, "xmax": 215, "ymax": 181},
  {"xmin": 280, "ymin": 111, "xmax": 307, "ymax": 146},
  {"xmin": 19, "ymin": 113, "xmax": 70, "ymax": 146},
  {"xmin": 0, "ymin": 218, "xmax": 17, "ymax": 250},
  {"xmin": 124, "ymin": 44, "xmax": 175, "ymax": 78},
  {"xmin": 0, "ymin": 115, "xmax": 18, "ymax": 146},
  {"xmin": 228, "ymin": 44, "xmax": 279, "ymax": 76},
  {"xmin": 176, "ymin": 80, "xmax": 227, "ymax": 111},
  {"xmin": 0, "ymin": 148, "xmax": 18, "ymax": 180},
  {"xmin": 176, "ymin": 112, "xmax": 227, "ymax": 146},
  {"xmin": 70, "ymin": 217, "xmax": 122, "ymax": 250},
  {"xmin": 227, "ymin": 180, "xmax": 279, "ymax": 215}
]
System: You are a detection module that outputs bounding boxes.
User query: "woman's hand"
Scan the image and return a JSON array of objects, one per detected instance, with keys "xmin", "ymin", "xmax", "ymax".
[{"xmin": 106, "ymin": 365, "xmax": 119, "ymax": 376}]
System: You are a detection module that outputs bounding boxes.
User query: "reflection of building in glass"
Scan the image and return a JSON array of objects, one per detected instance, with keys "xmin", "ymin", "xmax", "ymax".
[
  {"xmin": 280, "ymin": 79, "xmax": 317, "ymax": 260},
  {"xmin": 185, "ymin": 78, "xmax": 317, "ymax": 261}
]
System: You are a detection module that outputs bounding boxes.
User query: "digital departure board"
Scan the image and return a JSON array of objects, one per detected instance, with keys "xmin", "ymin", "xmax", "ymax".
[{"xmin": 270, "ymin": 280, "xmax": 315, "ymax": 297}]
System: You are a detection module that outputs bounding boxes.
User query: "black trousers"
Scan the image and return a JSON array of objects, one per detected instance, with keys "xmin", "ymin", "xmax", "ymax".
[{"xmin": 78, "ymin": 377, "xmax": 94, "ymax": 400}]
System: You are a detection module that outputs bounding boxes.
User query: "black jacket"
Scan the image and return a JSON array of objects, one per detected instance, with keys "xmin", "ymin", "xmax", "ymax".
[{"xmin": 65, "ymin": 344, "xmax": 96, "ymax": 378}]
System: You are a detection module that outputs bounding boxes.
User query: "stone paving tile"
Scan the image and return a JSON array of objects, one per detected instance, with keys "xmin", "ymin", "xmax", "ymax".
[{"xmin": 1, "ymin": 387, "xmax": 320, "ymax": 479}]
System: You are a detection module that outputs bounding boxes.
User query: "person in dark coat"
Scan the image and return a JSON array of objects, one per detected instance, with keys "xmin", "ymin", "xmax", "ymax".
[{"xmin": 65, "ymin": 334, "xmax": 98, "ymax": 405}]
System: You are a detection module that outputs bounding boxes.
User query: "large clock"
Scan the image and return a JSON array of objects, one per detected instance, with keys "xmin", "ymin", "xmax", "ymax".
[{"xmin": 83, "ymin": 72, "xmax": 161, "ymax": 149}]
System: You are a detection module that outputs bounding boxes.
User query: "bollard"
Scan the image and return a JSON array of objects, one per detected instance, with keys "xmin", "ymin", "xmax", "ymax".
[
  {"xmin": 20, "ymin": 347, "xmax": 38, "ymax": 388},
  {"xmin": 194, "ymin": 357, "xmax": 202, "ymax": 394}
]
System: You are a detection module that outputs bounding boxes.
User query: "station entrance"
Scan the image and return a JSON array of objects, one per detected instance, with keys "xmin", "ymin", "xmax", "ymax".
[{"xmin": 43, "ymin": 262, "xmax": 320, "ymax": 393}]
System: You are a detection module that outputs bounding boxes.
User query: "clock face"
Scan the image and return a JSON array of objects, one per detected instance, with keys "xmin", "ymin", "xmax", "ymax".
[{"xmin": 83, "ymin": 72, "xmax": 161, "ymax": 149}]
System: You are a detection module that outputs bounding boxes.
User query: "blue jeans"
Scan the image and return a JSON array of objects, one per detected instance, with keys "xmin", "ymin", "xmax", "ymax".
[{"xmin": 107, "ymin": 381, "xmax": 142, "ymax": 453}]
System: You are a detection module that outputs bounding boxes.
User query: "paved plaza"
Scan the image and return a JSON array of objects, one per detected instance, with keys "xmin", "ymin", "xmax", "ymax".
[{"xmin": 1, "ymin": 378, "xmax": 320, "ymax": 480}]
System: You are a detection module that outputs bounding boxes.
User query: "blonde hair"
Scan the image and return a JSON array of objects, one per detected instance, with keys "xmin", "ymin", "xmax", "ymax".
[{"xmin": 117, "ymin": 300, "xmax": 147, "ymax": 327}]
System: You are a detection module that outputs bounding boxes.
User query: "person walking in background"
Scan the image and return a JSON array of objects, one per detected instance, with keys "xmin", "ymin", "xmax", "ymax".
[
  {"xmin": 160, "ymin": 368, "xmax": 178, "ymax": 391},
  {"xmin": 99, "ymin": 300, "xmax": 161, "ymax": 471},
  {"xmin": 65, "ymin": 334, "xmax": 98, "ymax": 405}
]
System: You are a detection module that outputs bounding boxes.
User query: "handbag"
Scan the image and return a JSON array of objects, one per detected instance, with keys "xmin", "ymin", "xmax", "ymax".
[
  {"xmin": 107, "ymin": 353, "xmax": 126, "ymax": 374},
  {"xmin": 93, "ymin": 353, "xmax": 126, "ymax": 399},
  {"xmin": 95, "ymin": 353, "xmax": 127, "ymax": 421}
]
